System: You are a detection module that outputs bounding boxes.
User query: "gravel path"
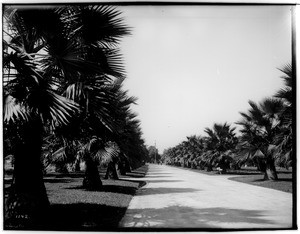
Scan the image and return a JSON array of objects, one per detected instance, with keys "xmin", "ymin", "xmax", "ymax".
[{"xmin": 119, "ymin": 164, "xmax": 293, "ymax": 229}]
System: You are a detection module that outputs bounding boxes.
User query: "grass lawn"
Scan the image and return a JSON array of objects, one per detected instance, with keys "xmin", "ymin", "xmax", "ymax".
[
  {"xmin": 169, "ymin": 165, "xmax": 293, "ymax": 193},
  {"xmin": 228, "ymin": 168, "xmax": 293, "ymax": 193},
  {"xmin": 4, "ymin": 165, "xmax": 148, "ymax": 231}
]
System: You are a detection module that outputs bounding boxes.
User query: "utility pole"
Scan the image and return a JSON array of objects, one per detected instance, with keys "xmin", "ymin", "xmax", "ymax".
[{"xmin": 154, "ymin": 141, "xmax": 157, "ymax": 164}]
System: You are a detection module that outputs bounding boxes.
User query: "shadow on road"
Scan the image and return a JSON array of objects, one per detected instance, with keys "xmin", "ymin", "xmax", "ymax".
[
  {"xmin": 137, "ymin": 187, "xmax": 199, "ymax": 196},
  {"xmin": 144, "ymin": 175, "xmax": 172, "ymax": 178},
  {"xmin": 120, "ymin": 205, "xmax": 275, "ymax": 229},
  {"xmin": 148, "ymin": 180, "xmax": 183, "ymax": 183},
  {"xmin": 122, "ymin": 172, "xmax": 147, "ymax": 178}
]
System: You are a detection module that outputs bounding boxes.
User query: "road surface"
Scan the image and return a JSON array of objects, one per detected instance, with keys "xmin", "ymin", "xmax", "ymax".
[{"xmin": 119, "ymin": 164, "xmax": 293, "ymax": 229}]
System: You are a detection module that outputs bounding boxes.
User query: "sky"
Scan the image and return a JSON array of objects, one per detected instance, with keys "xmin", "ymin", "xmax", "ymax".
[{"xmin": 118, "ymin": 5, "xmax": 292, "ymax": 153}]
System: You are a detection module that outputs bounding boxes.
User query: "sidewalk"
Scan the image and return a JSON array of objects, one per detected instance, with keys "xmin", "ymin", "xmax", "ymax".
[{"xmin": 119, "ymin": 164, "xmax": 293, "ymax": 229}]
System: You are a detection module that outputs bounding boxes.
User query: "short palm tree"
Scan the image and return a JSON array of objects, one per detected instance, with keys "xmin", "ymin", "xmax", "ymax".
[
  {"xmin": 236, "ymin": 98, "xmax": 285, "ymax": 180},
  {"xmin": 202, "ymin": 123, "xmax": 237, "ymax": 173}
]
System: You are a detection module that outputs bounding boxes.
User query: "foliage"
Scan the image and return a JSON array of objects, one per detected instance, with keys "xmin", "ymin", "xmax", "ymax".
[
  {"xmin": 147, "ymin": 145, "xmax": 161, "ymax": 163},
  {"xmin": 3, "ymin": 5, "xmax": 147, "ymax": 224},
  {"xmin": 163, "ymin": 63, "xmax": 293, "ymax": 179}
]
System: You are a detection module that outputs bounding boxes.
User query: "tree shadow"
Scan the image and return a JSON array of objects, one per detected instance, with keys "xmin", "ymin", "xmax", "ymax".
[
  {"xmin": 253, "ymin": 178, "xmax": 270, "ymax": 182},
  {"xmin": 131, "ymin": 165, "xmax": 149, "ymax": 174},
  {"xmin": 44, "ymin": 178, "xmax": 77, "ymax": 183},
  {"xmin": 137, "ymin": 187, "xmax": 199, "ymax": 196},
  {"xmin": 123, "ymin": 172, "xmax": 146, "ymax": 178},
  {"xmin": 223, "ymin": 172, "xmax": 262, "ymax": 175},
  {"xmin": 7, "ymin": 203, "xmax": 128, "ymax": 231},
  {"xmin": 144, "ymin": 175, "xmax": 172, "ymax": 178},
  {"xmin": 277, "ymin": 178, "xmax": 293, "ymax": 182},
  {"xmin": 277, "ymin": 171, "xmax": 293, "ymax": 174},
  {"xmin": 147, "ymin": 174, "xmax": 173, "ymax": 176},
  {"xmin": 133, "ymin": 169, "xmax": 148, "ymax": 174},
  {"xmin": 119, "ymin": 179, "xmax": 147, "ymax": 188},
  {"xmin": 147, "ymin": 172, "xmax": 173, "ymax": 175},
  {"xmin": 148, "ymin": 180, "xmax": 183, "ymax": 183},
  {"xmin": 253, "ymin": 178, "xmax": 292, "ymax": 182},
  {"xmin": 120, "ymin": 206, "xmax": 278, "ymax": 230},
  {"xmin": 50, "ymin": 173, "xmax": 85, "ymax": 178},
  {"xmin": 65, "ymin": 180, "xmax": 146, "ymax": 195}
]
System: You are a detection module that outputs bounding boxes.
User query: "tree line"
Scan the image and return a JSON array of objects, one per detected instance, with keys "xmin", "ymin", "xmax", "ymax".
[
  {"xmin": 3, "ymin": 5, "xmax": 148, "ymax": 225},
  {"xmin": 161, "ymin": 64, "xmax": 293, "ymax": 181}
]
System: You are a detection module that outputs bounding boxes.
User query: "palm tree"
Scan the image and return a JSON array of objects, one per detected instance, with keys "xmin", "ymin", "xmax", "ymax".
[
  {"xmin": 3, "ymin": 5, "xmax": 130, "ymax": 224},
  {"xmin": 105, "ymin": 79, "xmax": 147, "ymax": 170},
  {"xmin": 236, "ymin": 98, "xmax": 285, "ymax": 180},
  {"xmin": 274, "ymin": 64, "xmax": 293, "ymax": 168},
  {"xmin": 181, "ymin": 135, "xmax": 204, "ymax": 169},
  {"xmin": 38, "ymin": 5, "xmax": 145, "ymax": 188},
  {"xmin": 3, "ymin": 6, "xmax": 79, "ymax": 224},
  {"xmin": 43, "ymin": 77, "xmax": 146, "ymax": 188},
  {"xmin": 102, "ymin": 142, "xmax": 121, "ymax": 179},
  {"xmin": 202, "ymin": 123, "xmax": 237, "ymax": 173}
]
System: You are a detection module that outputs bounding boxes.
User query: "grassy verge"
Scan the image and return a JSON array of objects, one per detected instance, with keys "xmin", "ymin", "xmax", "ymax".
[
  {"xmin": 4, "ymin": 164, "xmax": 148, "ymax": 231},
  {"xmin": 228, "ymin": 171, "xmax": 292, "ymax": 193},
  {"xmin": 167, "ymin": 165, "xmax": 293, "ymax": 193}
]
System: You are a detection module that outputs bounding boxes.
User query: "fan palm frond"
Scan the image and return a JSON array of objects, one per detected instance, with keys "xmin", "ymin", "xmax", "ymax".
[
  {"xmin": 79, "ymin": 5, "xmax": 130, "ymax": 46},
  {"xmin": 260, "ymin": 98, "xmax": 284, "ymax": 117},
  {"xmin": 98, "ymin": 142, "xmax": 120, "ymax": 164},
  {"xmin": 4, "ymin": 95, "xmax": 29, "ymax": 123}
]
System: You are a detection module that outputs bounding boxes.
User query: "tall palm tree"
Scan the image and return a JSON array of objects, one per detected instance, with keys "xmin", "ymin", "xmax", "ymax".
[
  {"xmin": 36, "ymin": 4, "xmax": 144, "ymax": 188},
  {"xmin": 3, "ymin": 5, "xmax": 130, "ymax": 224},
  {"xmin": 44, "ymin": 77, "xmax": 146, "ymax": 188},
  {"xmin": 3, "ymin": 6, "xmax": 80, "ymax": 224},
  {"xmin": 274, "ymin": 64, "xmax": 293, "ymax": 168},
  {"xmin": 110, "ymin": 80, "xmax": 148, "ymax": 169}
]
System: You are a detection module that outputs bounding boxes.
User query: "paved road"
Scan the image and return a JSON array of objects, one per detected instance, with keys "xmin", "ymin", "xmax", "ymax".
[{"xmin": 119, "ymin": 164, "xmax": 293, "ymax": 229}]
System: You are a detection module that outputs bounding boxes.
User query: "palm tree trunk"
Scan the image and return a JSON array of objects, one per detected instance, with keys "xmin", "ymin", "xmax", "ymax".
[
  {"xmin": 206, "ymin": 165, "xmax": 213, "ymax": 172},
  {"xmin": 82, "ymin": 157, "xmax": 102, "ymax": 190},
  {"xmin": 5, "ymin": 119, "xmax": 49, "ymax": 228},
  {"xmin": 118, "ymin": 161, "xmax": 126, "ymax": 175},
  {"xmin": 104, "ymin": 162, "xmax": 119, "ymax": 179},
  {"xmin": 263, "ymin": 158, "xmax": 278, "ymax": 180},
  {"xmin": 198, "ymin": 162, "xmax": 205, "ymax": 170},
  {"xmin": 219, "ymin": 161, "xmax": 228, "ymax": 174},
  {"xmin": 73, "ymin": 155, "xmax": 81, "ymax": 172},
  {"xmin": 55, "ymin": 163, "xmax": 69, "ymax": 173},
  {"xmin": 256, "ymin": 158, "xmax": 266, "ymax": 172},
  {"xmin": 125, "ymin": 158, "xmax": 131, "ymax": 173}
]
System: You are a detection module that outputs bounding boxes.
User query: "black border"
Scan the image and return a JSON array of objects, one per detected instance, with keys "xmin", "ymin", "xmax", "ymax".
[{"xmin": 2, "ymin": 1, "xmax": 297, "ymax": 232}]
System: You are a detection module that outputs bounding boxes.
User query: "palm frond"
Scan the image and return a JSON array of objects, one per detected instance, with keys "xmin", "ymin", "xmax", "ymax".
[
  {"xmin": 274, "ymin": 88, "xmax": 292, "ymax": 104},
  {"xmin": 38, "ymin": 91, "xmax": 79, "ymax": 126},
  {"xmin": 278, "ymin": 63, "xmax": 293, "ymax": 87},
  {"xmin": 4, "ymin": 95, "xmax": 29, "ymax": 123},
  {"xmin": 79, "ymin": 5, "xmax": 130, "ymax": 46},
  {"xmin": 260, "ymin": 98, "xmax": 284, "ymax": 116},
  {"xmin": 87, "ymin": 47, "xmax": 126, "ymax": 79},
  {"xmin": 51, "ymin": 146, "xmax": 67, "ymax": 163}
]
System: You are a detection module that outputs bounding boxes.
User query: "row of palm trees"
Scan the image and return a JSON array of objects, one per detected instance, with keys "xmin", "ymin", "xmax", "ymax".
[
  {"xmin": 3, "ymin": 5, "xmax": 147, "ymax": 225},
  {"xmin": 161, "ymin": 64, "xmax": 293, "ymax": 181}
]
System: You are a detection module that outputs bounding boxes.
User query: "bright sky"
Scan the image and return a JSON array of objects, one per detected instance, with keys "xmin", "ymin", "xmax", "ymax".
[{"xmin": 119, "ymin": 5, "xmax": 292, "ymax": 153}]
